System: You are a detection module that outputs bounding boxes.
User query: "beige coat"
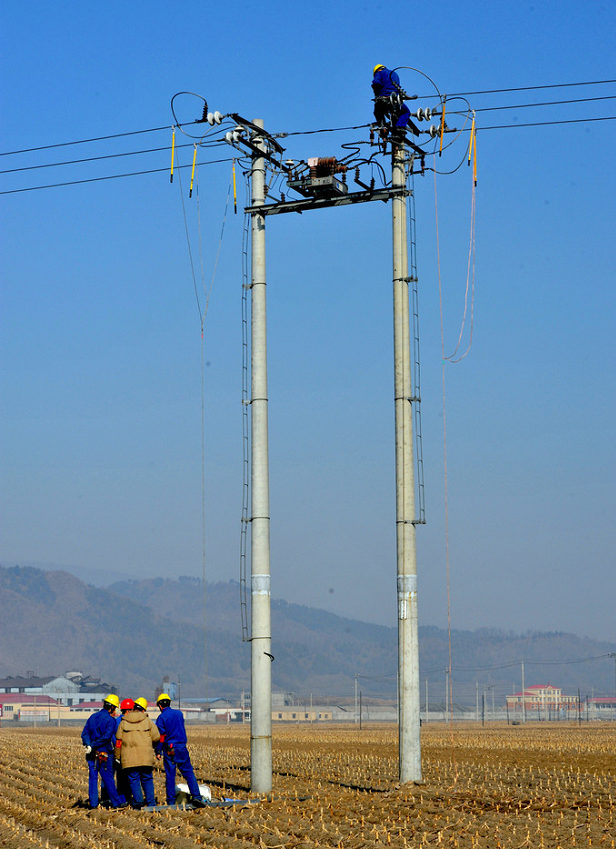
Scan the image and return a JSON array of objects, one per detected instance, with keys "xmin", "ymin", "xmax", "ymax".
[{"xmin": 115, "ymin": 711, "xmax": 160, "ymax": 769}]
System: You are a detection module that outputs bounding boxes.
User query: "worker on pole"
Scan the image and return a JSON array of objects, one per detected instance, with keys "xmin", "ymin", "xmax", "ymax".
[{"xmin": 372, "ymin": 65, "xmax": 418, "ymax": 139}]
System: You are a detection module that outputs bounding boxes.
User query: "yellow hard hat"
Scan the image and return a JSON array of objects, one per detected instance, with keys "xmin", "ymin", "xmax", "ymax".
[
  {"xmin": 157, "ymin": 692, "xmax": 171, "ymax": 703},
  {"xmin": 134, "ymin": 697, "xmax": 148, "ymax": 711},
  {"xmin": 373, "ymin": 64, "xmax": 385, "ymax": 74},
  {"xmin": 104, "ymin": 694, "xmax": 120, "ymax": 708}
]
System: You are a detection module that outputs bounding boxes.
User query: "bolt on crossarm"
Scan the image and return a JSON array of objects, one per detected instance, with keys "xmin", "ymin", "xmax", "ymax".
[
  {"xmin": 250, "ymin": 119, "xmax": 273, "ymax": 794},
  {"xmin": 392, "ymin": 137, "xmax": 421, "ymax": 783}
]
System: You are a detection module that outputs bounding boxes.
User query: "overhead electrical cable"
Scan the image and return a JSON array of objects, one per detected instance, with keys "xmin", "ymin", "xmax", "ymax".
[
  {"xmin": 0, "ymin": 121, "xmax": 203, "ymax": 157},
  {"xmin": 2, "ymin": 81, "xmax": 613, "ymax": 159},
  {"xmin": 472, "ymin": 93, "xmax": 616, "ymax": 113},
  {"xmin": 0, "ymin": 139, "xmax": 227, "ymax": 176},
  {"xmin": 444, "ymin": 78, "xmax": 616, "ymax": 97},
  {"xmin": 3, "ymin": 104, "xmax": 615, "ymax": 195},
  {"xmin": 0, "ymin": 157, "xmax": 235, "ymax": 195},
  {"xmin": 3, "ymin": 105, "xmax": 613, "ymax": 180},
  {"xmin": 360, "ymin": 652, "xmax": 614, "ymax": 682},
  {"xmin": 478, "ymin": 114, "xmax": 616, "ymax": 131}
]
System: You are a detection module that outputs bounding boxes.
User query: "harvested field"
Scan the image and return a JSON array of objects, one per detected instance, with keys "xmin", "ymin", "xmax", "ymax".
[{"xmin": 0, "ymin": 722, "xmax": 614, "ymax": 848}]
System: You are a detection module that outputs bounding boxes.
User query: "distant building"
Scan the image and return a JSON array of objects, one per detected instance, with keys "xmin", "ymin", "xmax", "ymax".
[
  {"xmin": 0, "ymin": 692, "xmax": 59, "ymax": 721},
  {"xmin": 587, "ymin": 696, "xmax": 616, "ymax": 712},
  {"xmin": 272, "ymin": 709, "xmax": 333, "ymax": 722},
  {"xmin": 0, "ymin": 673, "xmax": 115, "ymax": 706},
  {"xmin": 0, "ymin": 675, "xmax": 55, "ymax": 693},
  {"xmin": 506, "ymin": 683, "xmax": 578, "ymax": 716}
]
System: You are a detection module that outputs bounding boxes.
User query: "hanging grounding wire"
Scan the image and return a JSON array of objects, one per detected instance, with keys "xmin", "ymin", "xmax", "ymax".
[
  {"xmin": 407, "ymin": 167, "xmax": 426, "ymax": 525},
  {"xmin": 239, "ymin": 198, "xmax": 251, "ymax": 642}
]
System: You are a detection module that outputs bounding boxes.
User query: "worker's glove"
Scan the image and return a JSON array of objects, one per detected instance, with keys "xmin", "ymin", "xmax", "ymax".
[{"xmin": 83, "ymin": 745, "xmax": 92, "ymax": 755}]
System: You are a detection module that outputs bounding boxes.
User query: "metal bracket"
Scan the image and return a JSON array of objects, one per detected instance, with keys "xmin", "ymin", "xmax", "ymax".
[{"xmin": 245, "ymin": 186, "xmax": 412, "ymax": 217}]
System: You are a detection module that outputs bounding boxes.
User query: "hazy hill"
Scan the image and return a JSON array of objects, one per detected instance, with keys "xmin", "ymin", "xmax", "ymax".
[
  {"xmin": 1, "ymin": 565, "xmax": 614, "ymax": 702},
  {"xmin": 0, "ymin": 566, "xmax": 247, "ymax": 697}
]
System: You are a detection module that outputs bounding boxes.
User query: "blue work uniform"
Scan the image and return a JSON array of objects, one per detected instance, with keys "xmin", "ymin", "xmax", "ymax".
[
  {"xmin": 155, "ymin": 707, "xmax": 201, "ymax": 804},
  {"xmin": 81, "ymin": 708, "xmax": 122, "ymax": 808},
  {"xmin": 372, "ymin": 67, "xmax": 411, "ymax": 129}
]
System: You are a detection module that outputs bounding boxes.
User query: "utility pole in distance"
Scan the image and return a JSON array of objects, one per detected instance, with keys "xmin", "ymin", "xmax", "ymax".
[
  {"xmin": 249, "ymin": 119, "xmax": 273, "ymax": 795},
  {"xmin": 392, "ymin": 137, "xmax": 421, "ymax": 783}
]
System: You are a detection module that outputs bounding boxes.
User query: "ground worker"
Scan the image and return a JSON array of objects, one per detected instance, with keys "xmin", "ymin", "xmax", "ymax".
[
  {"xmin": 155, "ymin": 693, "xmax": 206, "ymax": 807},
  {"xmin": 114, "ymin": 698, "xmax": 136, "ymax": 805},
  {"xmin": 372, "ymin": 64, "xmax": 413, "ymax": 137},
  {"xmin": 115, "ymin": 701, "xmax": 160, "ymax": 808},
  {"xmin": 81, "ymin": 694, "xmax": 125, "ymax": 809},
  {"xmin": 133, "ymin": 697, "xmax": 149, "ymax": 713}
]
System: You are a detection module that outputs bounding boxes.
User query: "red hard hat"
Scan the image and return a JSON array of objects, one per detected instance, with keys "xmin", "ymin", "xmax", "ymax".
[{"xmin": 120, "ymin": 698, "xmax": 135, "ymax": 711}]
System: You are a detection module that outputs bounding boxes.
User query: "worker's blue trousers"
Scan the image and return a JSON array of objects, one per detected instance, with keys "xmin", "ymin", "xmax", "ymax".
[
  {"xmin": 127, "ymin": 767, "xmax": 156, "ymax": 807},
  {"xmin": 396, "ymin": 103, "xmax": 411, "ymax": 128},
  {"xmin": 163, "ymin": 745, "xmax": 200, "ymax": 804},
  {"xmin": 87, "ymin": 753, "xmax": 121, "ymax": 808}
]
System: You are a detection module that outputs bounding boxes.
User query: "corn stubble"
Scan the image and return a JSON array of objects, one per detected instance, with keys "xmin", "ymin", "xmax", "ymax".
[{"xmin": 0, "ymin": 723, "xmax": 613, "ymax": 848}]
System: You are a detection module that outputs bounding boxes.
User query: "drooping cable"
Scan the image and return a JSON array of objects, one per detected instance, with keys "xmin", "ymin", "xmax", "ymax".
[
  {"xmin": 175, "ymin": 151, "xmax": 203, "ymax": 321},
  {"xmin": 200, "ymin": 164, "xmax": 233, "ymax": 332},
  {"xmin": 433, "ymin": 156, "xmax": 457, "ymax": 777},
  {"xmin": 444, "ymin": 177, "xmax": 476, "ymax": 363},
  {"xmin": 406, "ymin": 170, "xmax": 425, "ymax": 525}
]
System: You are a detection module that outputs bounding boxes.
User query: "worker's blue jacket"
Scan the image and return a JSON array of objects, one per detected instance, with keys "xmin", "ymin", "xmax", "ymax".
[
  {"xmin": 372, "ymin": 67, "xmax": 402, "ymax": 98},
  {"xmin": 81, "ymin": 708, "xmax": 117, "ymax": 752},
  {"xmin": 155, "ymin": 707, "xmax": 188, "ymax": 746}
]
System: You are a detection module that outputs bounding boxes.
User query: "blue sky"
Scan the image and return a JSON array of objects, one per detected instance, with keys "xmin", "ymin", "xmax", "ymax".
[{"xmin": 1, "ymin": 1, "xmax": 615, "ymax": 643}]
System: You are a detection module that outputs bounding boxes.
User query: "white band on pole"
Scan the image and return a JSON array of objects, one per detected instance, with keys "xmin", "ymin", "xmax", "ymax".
[{"xmin": 252, "ymin": 574, "xmax": 271, "ymax": 595}]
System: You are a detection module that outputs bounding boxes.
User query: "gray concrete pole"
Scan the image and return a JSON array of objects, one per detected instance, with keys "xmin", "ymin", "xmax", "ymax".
[
  {"xmin": 392, "ymin": 138, "xmax": 421, "ymax": 783},
  {"xmin": 250, "ymin": 119, "xmax": 272, "ymax": 794}
]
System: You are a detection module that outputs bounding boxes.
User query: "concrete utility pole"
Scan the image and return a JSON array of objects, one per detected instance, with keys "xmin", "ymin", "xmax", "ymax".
[
  {"xmin": 250, "ymin": 119, "xmax": 273, "ymax": 794},
  {"xmin": 392, "ymin": 138, "xmax": 421, "ymax": 783}
]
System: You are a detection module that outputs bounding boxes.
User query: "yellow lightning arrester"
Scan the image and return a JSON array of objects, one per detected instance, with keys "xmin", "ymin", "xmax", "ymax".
[
  {"xmin": 189, "ymin": 145, "xmax": 197, "ymax": 198},
  {"xmin": 473, "ymin": 127, "xmax": 477, "ymax": 186},
  {"xmin": 232, "ymin": 159, "xmax": 237, "ymax": 214},
  {"xmin": 468, "ymin": 112, "xmax": 475, "ymax": 166},
  {"xmin": 439, "ymin": 96, "xmax": 447, "ymax": 156},
  {"xmin": 170, "ymin": 127, "xmax": 176, "ymax": 183}
]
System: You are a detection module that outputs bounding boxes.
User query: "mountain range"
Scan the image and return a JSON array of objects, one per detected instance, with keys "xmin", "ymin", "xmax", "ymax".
[{"xmin": 1, "ymin": 564, "xmax": 613, "ymax": 703}]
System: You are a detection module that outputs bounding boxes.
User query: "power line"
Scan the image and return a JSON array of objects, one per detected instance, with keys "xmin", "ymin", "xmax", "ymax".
[
  {"xmin": 3, "ymin": 111, "xmax": 615, "ymax": 195},
  {"xmin": 0, "ymin": 157, "xmax": 234, "ymax": 196},
  {"xmin": 443, "ymin": 78, "xmax": 616, "ymax": 97},
  {"xmin": 3, "ymin": 80, "xmax": 614, "ymax": 159},
  {"xmin": 0, "ymin": 140, "xmax": 226, "ymax": 176},
  {"xmin": 364, "ymin": 653, "xmax": 615, "ymax": 682},
  {"xmin": 3, "ymin": 108, "xmax": 614, "ymax": 180},
  {"xmin": 478, "ymin": 114, "xmax": 616, "ymax": 131},
  {"xmin": 472, "ymin": 94, "xmax": 616, "ymax": 113},
  {"xmin": 0, "ymin": 122, "xmax": 203, "ymax": 158}
]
